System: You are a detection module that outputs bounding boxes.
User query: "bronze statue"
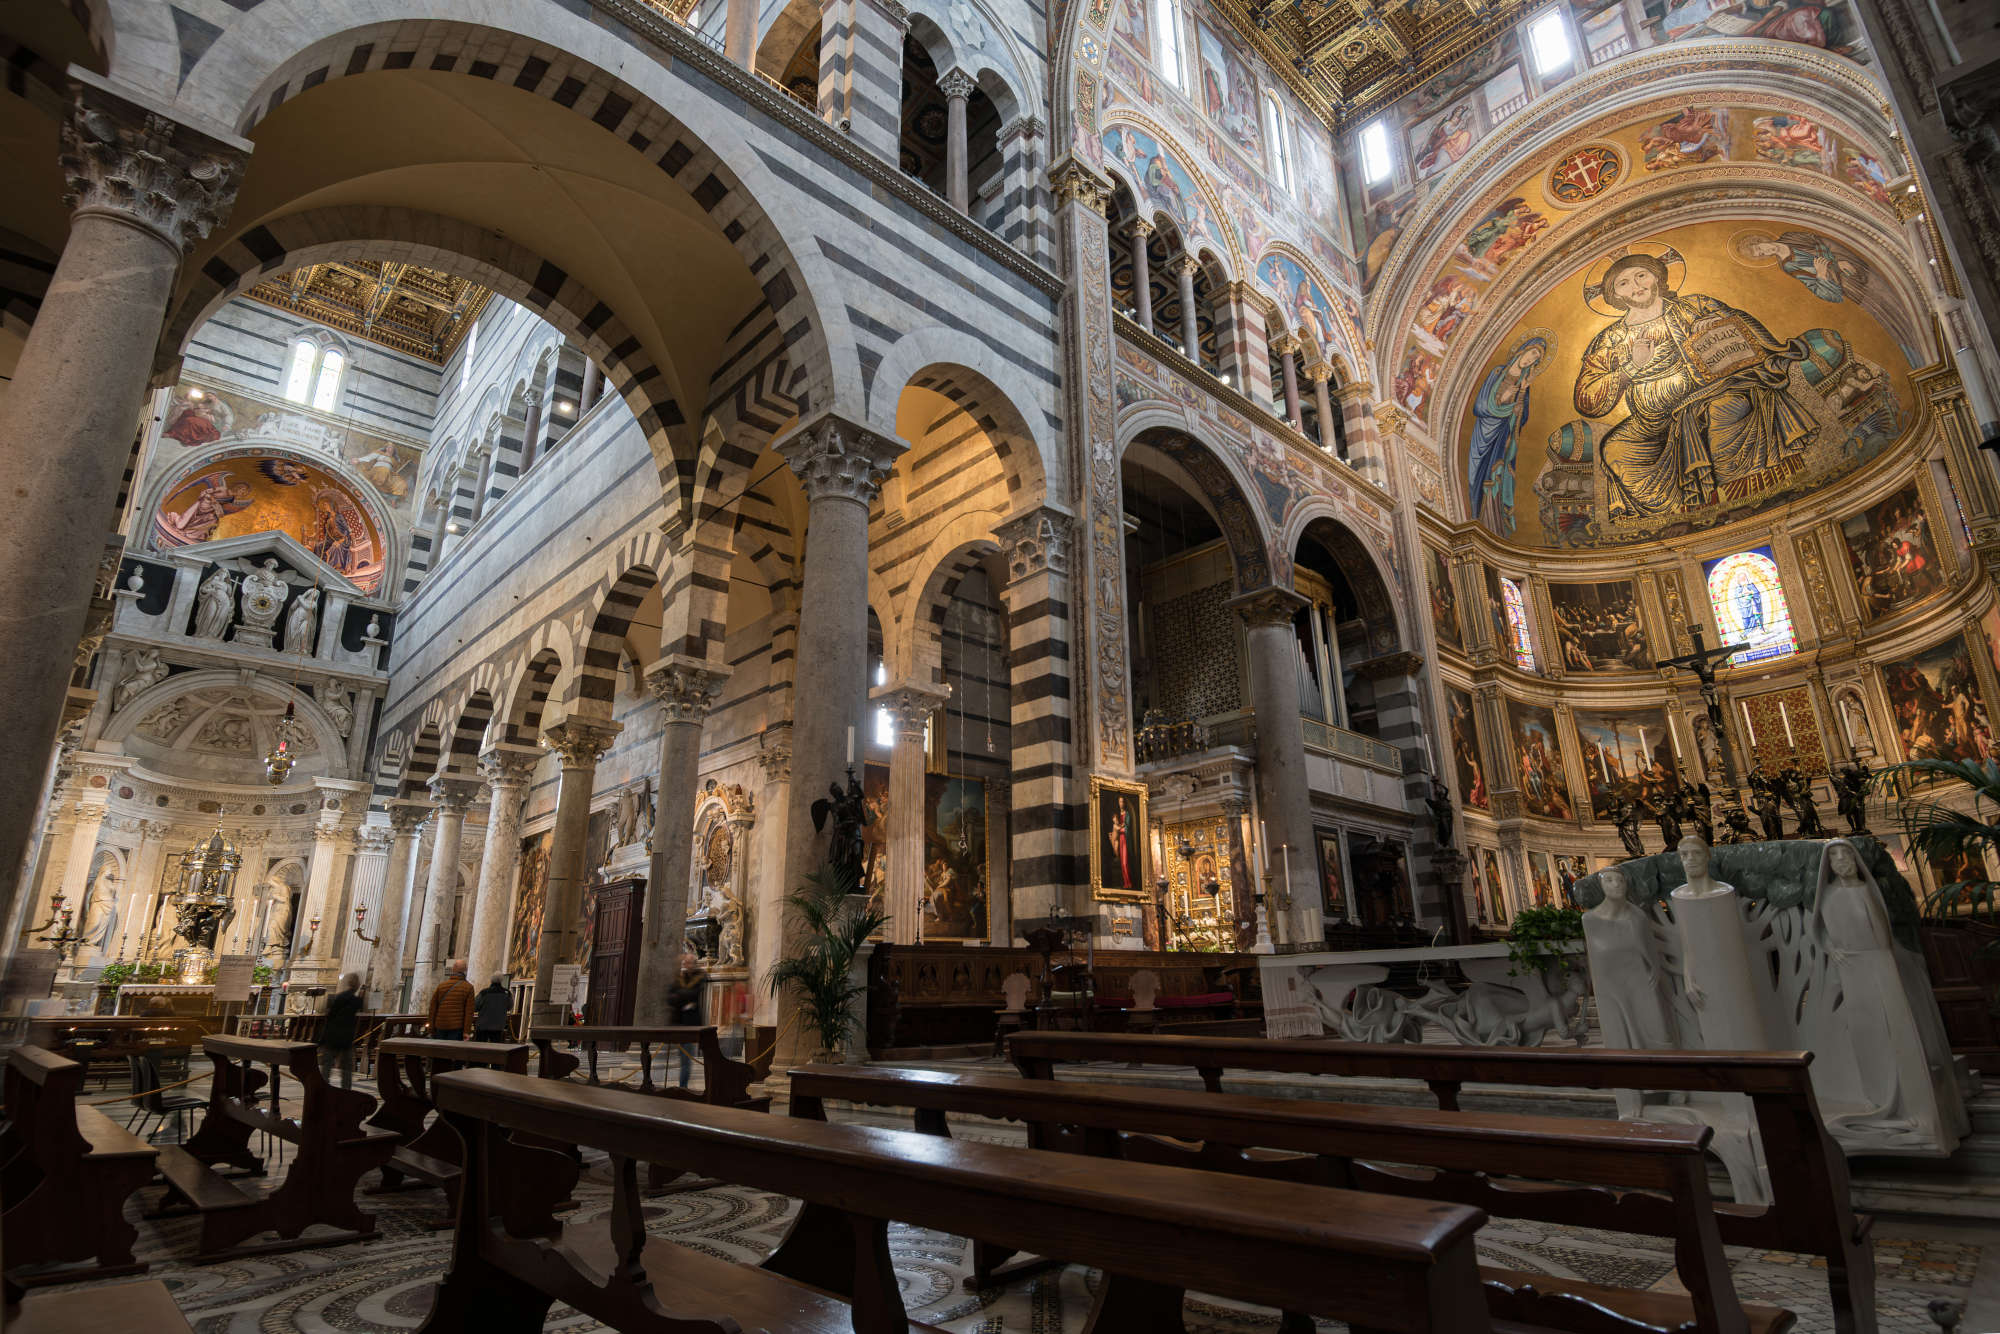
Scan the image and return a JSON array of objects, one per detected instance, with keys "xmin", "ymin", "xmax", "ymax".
[
  {"xmin": 1832, "ymin": 761, "xmax": 1875, "ymax": 837},
  {"xmin": 1716, "ymin": 799, "xmax": 1756, "ymax": 844},
  {"xmin": 1612, "ymin": 799, "xmax": 1645, "ymax": 858},
  {"xmin": 1426, "ymin": 775, "xmax": 1455, "ymax": 849},
  {"xmin": 810, "ymin": 772, "xmax": 874, "ymax": 887},
  {"xmin": 1777, "ymin": 763, "xmax": 1826, "ymax": 839},
  {"xmin": 1747, "ymin": 770, "xmax": 1786, "ymax": 840}
]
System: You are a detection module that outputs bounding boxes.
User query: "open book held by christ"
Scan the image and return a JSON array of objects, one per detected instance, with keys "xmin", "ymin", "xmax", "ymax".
[{"xmin": 1682, "ymin": 313, "xmax": 1764, "ymax": 382}]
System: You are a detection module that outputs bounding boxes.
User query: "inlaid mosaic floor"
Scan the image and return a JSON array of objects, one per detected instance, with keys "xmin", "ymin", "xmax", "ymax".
[{"xmin": 27, "ymin": 1093, "xmax": 1997, "ymax": 1332}]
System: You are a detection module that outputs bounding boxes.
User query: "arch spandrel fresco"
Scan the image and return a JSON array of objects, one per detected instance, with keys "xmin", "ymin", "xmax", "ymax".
[
  {"xmin": 1454, "ymin": 217, "xmax": 1918, "ymax": 550},
  {"xmin": 152, "ymin": 453, "xmax": 389, "ymax": 593}
]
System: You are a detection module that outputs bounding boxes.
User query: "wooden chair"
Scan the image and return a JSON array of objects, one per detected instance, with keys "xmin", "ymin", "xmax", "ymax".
[
  {"xmin": 992, "ymin": 972, "xmax": 1032, "ymax": 1056},
  {"xmin": 125, "ymin": 1047, "xmax": 203, "ymax": 1143},
  {"xmin": 0, "ymin": 1046, "xmax": 159, "ymax": 1286},
  {"xmin": 151, "ymin": 1034, "xmax": 398, "ymax": 1261},
  {"xmin": 790, "ymin": 1063, "xmax": 1794, "ymax": 1334},
  {"xmin": 1009, "ymin": 1032, "xmax": 1874, "ymax": 1334},
  {"xmin": 415, "ymin": 1067, "xmax": 1495, "ymax": 1334}
]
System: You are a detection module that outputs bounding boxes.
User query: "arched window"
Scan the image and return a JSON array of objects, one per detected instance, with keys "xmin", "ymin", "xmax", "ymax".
[
  {"xmin": 311, "ymin": 348, "xmax": 344, "ymax": 412},
  {"xmin": 1704, "ymin": 548, "xmax": 1797, "ymax": 665},
  {"xmin": 1262, "ymin": 94, "xmax": 1293, "ymax": 194},
  {"xmin": 1154, "ymin": 0, "xmax": 1187, "ymax": 90},
  {"xmin": 459, "ymin": 319, "xmax": 478, "ymax": 392},
  {"xmin": 1500, "ymin": 577, "xmax": 1538, "ymax": 672},
  {"xmin": 282, "ymin": 335, "xmax": 346, "ymax": 410},
  {"xmin": 283, "ymin": 338, "xmax": 316, "ymax": 403},
  {"xmin": 1358, "ymin": 120, "xmax": 1394, "ymax": 186}
]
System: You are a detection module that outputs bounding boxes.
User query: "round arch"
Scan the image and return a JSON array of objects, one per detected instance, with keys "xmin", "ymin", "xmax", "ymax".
[
  {"xmin": 1117, "ymin": 414, "xmax": 1275, "ymax": 595},
  {"xmin": 103, "ymin": 667, "xmax": 357, "ymax": 783},
  {"xmin": 1286, "ymin": 507, "xmax": 1405, "ymax": 658},
  {"xmin": 499, "ymin": 646, "xmax": 567, "ymax": 750},
  {"xmin": 865, "ymin": 337, "xmax": 1057, "ymax": 507}
]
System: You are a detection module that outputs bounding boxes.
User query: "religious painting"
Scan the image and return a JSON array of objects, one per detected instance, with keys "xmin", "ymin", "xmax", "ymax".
[
  {"xmin": 161, "ymin": 380, "xmax": 423, "ymax": 508},
  {"xmin": 152, "ymin": 451, "xmax": 389, "ymax": 593},
  {"xmin": 923, "ymin": 774, "xmax": 989, "ymax": 940},
  {"xmin": 1506, "ymin": 699, "xmax": 1577, "ymax": 820},
  {"xmin": 1525, "ymin": 851, "xmax": 1557, "ymax": 907},
  {"xmin": 1840, "ymin": 485, "xmax": 1944, "ymax": 622},
  {"xmin": 1638, "ymin": 106, "xmax": 1730, "ymax": 171},
  {"xmin": 507, "ymin": 828, "xmax": 555, "ymax": 978},
  {"xmin": 1466, "ymin": 845, "xmax": 1507, "ymax": 926},
  {"xmin": 1101, "ymin": 124, "xmax": 1230, "ymax": 256},
  {"xmin": 1427, "ymin": 548, "xmax": 1464, "ymax": 652},
  {"xmin": 1923, "ymin": 845, "xmax": 1991, "ymax": 913},
  {"xmin": 1446, "ymin": 687, "xmax": 1490, "ymax": 812},
  {"xmin": 1549, "ymin": 581, "xmax": 1649, "ymax": 672},
  {"xmin": 1478, "ymin": 65, "xmax": 1528, "ymax": 120},
  {"xmin": 1194, "ymin": 23, "xmax": 1259, "ymax": 152},
  {"xmin": 1842, "ymin": 148, "xmax": 1894, "ymax": 208},
  {"xmin": 1090, "ymin": 774, "xmax": 1150, "ymax": 902},
  {"xmin": 1728, "ymin": 226, "xmax": 1920, "ymax": 358},
  {"xmin": 1738, "ymin": 685, "xmax": 1830, "ymax": 777},
  {"xmin": 1480, "ymin": 847, "xmax": 1511, "ymax": 923},
  {"xmin": 1407, "ymin": 39, "xmax": 1518, "ymax": 118},
  {"xmin": 1414, "ymin": 273, "xmax": 1480, "ymax": 346},
  {"xmin": 1410, "ymin": 100, "xmax": 1479, "ymax": 180},
  {"xmin": 1257, "ymin": 253, "xmax": 1343, "ymax": 360},
  {"xmin": 161, "ymin": 386, "xmax": 237, "ymax": 448},
  {"xmin": 1545, "ymin": 144, "xmax": 1623, "ymax": 204},
  {"xmin": 1362, "ymin": 188, "xmax": 1427, "ymax": 293},
  {"xmin": 1109, "ymin": 0, "xmax": 1150, "ymax": 56},
  {"xmin": 1881, "ymin": 635, "xmax": 1996, "ymax": 764},
  {"xmin": 1553, "ymin": 854, "xmax": 1588, "ymax": 907},
  {"xmin": 1573, "ymin": 706, "xmax": 1678, "ymax": 821},
  {"xmin": 1456, "ymin": 220, "xmax": 1914, "ymax": 548},
  {"xmin": 861, "ymin": 763, "xmax": 889, "ymax": 911},
  {"xmin": 1751, "ymin": 113, "xmax": 1833, "ymax": 168},
  {"xmin": 1392, "ymin": 346, "xmax": 1439, "ymax": 410},
  {"xmin": 1649, "ymin": 0, "xmax": 1868, "ymax": 58},
  {"xmin": 1161, "ymin": 818, "xmax": 1234, "ymax": 940},
  {"xmin": 1454, "ymin": 196, "xmax": 1548, "ymax": 278},
  {"xmin": 1315, "ymin": 829, "xmax": 1346, "ymax": 917}
]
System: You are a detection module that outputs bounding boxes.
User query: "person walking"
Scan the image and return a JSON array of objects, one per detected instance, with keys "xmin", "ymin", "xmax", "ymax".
[
  {"xmin": 427, "ymin": 959, "xmax": 475, "ymax": 1040},
  {"xmin": 318, "ymin": 973, "xmax": 364, "ymax": 1090},
  {"xmin": 666, "ymin": 945, "xmax": 707, "ymax": 1089},
  {"xmin": 473, "ymin": 976, "xmax": 513, "ymax": 1041}
]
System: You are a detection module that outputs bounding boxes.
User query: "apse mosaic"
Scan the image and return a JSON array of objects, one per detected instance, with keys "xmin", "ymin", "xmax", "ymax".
[
  {"xmin": 1704, "ymin": 547, "xmax": 1798, "ymax": 665},
  {"xmin": 1453, "ymin": 218, "xmax": 1914, "ymax": 548},
  {"xmin": 1839, "ymin": 483, "xmax": 1945, "ymax": 622},
  {"xmin": 151, "ymin": 452, "xmax": 389, "ymax": 594}
]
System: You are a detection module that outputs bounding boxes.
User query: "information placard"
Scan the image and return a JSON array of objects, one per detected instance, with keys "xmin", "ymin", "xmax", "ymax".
[
  {"xmin": 547, "ymin": 964, "xmax": 582, "ymax": 1008},
  {"xmin": 212, "ymin": 954, "xmax": 257, "ymax": 1004}
]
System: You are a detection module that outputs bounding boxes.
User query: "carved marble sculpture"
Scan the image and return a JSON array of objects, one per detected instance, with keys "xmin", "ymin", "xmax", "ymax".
[
  {"xmin": 282, "ymin": 587, "xmax": 319, "ymax": 655},
  {"xmin": 1582, "ymin": 867, "xmax": 1684, "ymax": 1117},
  {"xmin": 1409, "ymin": 971, "xmax": 1588, "ymax": 1048},
  {"xmin": 324, "ymin": 687, "xmax": 354, "ymax": 738},
  {"xmin": 193, "ymin": 567, "xmax": 236, "ymax": 640},
  {"xmin": 77, "ymin": 860, "xmax": 120, "ymax": 952},
  {"xmin": 234, "ymin": 559, "xmax": 289, "ymax": 646},
  {"xmin": 715, "ymin": 890, "xmax": 745, "ymax": 967},
  {"xmin": 114, "ymin": 648, "xmax": 167, "ymax": 711}
]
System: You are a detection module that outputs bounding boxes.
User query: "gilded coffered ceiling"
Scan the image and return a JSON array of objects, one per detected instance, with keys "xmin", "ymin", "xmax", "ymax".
[
  {"xmin": 243, "ymin": 262, "xmax": 492, "ymax": 365},
  {"xmin": 1216, "ymin": 0, "xmax": 1536, "ymax": 123}
]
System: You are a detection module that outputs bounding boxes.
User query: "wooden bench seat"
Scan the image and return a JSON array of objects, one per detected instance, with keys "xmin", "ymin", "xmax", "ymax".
[
  {"xmin": 528, "ymin": 1024, "xmax": 772, "ymax": 1107},
  {"xmin": 416, "ymin": 1067, "xmax": 1498, "ymax": 1334},
  {"xmin": 0, "ymin": 1045, "xmax": 159, "ymax": 1286},
  {"xmin": 1009, "ymin": 1032, "xmax": 1872, "ymax": 1334},
  {"xmin": 8, "ymin": 1279, "xmax": 193, "ymax": 1334},
  {"xmin": 156, "ymin": 1035, "xmax": 397, "ymax": 1261},
  {"xmin": 791, "ymin": 1063, "xmax": 1789, "ymax": 1334}
]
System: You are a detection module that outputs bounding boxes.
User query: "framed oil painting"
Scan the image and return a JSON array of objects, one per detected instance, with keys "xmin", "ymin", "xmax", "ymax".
[
  {"xmin": 1090, "ymin": 775, "xmax": 1150, "ymax": 903},
  {"xmin": 1446, "ymin": 687, "xmax": 1489, "ymax": 811},
  {"xmin": 1426, "ymin": 547, "xmax": 1464, "ymax": 652},
  {"xmin": 1315, "ymin": 829, "xmax": 1346, "ymax": 916},
  {"xmin": 1881, "ymin": 634, "xmax": 1994, "ymax": 764},
  {"xmin": 861, "ymin": 762, "xmax": 889, "ymax": 908},
  {"xmin": 1548, "ymin": 580, "xmax": 1649, "ymax": 672},
  {"xmin": 1839, "ymin": 483, "xmax": 1944, "ymax": 622},
  {"xmin": 1505, "ymin": 698, "xmax": 1577, "ymax": 820},
  {"xmin": 922, "ymin": 773, "xmax": 989, "ymax": 940},
  {"xmin": 1525, "ymin": 850, "xmax": 1557, "ymax": 908}
]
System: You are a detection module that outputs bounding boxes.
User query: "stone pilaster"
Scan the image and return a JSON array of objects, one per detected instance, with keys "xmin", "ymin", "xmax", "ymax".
[
  {"xmin": 632, "ymin": 656, "xmax": 731, "ymax": 1024},
  {"xmin": 340, "ymin": 823, "xmax": 395, "ymax": 982},
  {"xmin": 0, "ymin": 75, "xmax": 247, "ymax": 947},
  {"xmin": 818, "ymin": 0, "xmax": 907, "ymax": 160},
  {"xmin": 531, "ymin": 718, "xmax": 620, "ymax": 1027},
  {"xmin": 1343, "ymin": 384, "xmax": 1388, "ymax": 486},
  {"xmin": 464, "ymin": 747, "xmax": 539, "ymax": 987}
]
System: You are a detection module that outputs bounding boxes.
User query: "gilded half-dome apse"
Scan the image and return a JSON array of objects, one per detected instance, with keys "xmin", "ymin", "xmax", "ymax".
[
  {"xmin": 1455, "ymin": 217, "xmax": 1917, "ymax": 549},
  {"xmin": 151, "ymin": 453, "xmax": 389, "ymax": 593}
]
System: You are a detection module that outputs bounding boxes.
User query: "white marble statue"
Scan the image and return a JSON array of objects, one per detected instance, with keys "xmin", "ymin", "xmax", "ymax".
[
  {"xmin": 114, "ymin": 648, "xmax": 168, "ymax": 711},
  {"xmin": 193, "ymin": 568, "xmax": 236, "ymax": 640},
  {"xmin": 283, "ymin": 587, "xmax": 320, "ymax": 656},
  {"xmin": 715, "ymin": 891, "xmax": 745, "ymax": 967},
  {"xmin": 260, "ymin": 880, "xmax": 296, "ymax": 957},
  {"xmin": 324, "ymin": 688, "xmax": 354, "ymax": 738},
  {"xmin": 77, "ymin": 860, "xmax": 120, "ymax": 953},
  {"xmin": 1582, "ymin": 866, "xmax": 1685, "ymax": 1116},
  {"xmin": 1670, "ymin": 834, "xmax": 1772, "ymax": 1050},
  {"xmin": 1411, "ymin": 969, "xmax": 1589, "ymax": 1047}
]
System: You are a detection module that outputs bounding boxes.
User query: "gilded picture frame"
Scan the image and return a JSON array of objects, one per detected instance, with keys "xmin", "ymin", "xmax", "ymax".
[{"xmin": 1089, "ymin": 775, "xmax": 1150, "ymax": 903}]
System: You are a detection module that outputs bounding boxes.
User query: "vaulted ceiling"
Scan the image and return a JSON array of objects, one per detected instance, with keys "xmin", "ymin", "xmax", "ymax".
[{"xmin": 243, "ymin": 261, "xmax": 492, "ymax": 364}]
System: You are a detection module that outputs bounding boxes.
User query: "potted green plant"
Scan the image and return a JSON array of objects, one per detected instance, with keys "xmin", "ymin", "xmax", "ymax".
[
  {"xmin": 768, "ymin": 863, "xmax": 886, "ymax": 1062},
  {"xmin": 1506, "ymin": 904, "xmax": 1585, "ymax": 980}
]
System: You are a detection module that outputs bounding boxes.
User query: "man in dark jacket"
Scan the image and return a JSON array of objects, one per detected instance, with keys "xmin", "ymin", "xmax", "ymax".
[
  {"xmin": 318, "ymin": 973, "xmax": 365, "ymax": 1089},
  {"xmin": 666, "ymin": 945, "xmax": 707, "ymax": 1088},
  {"xmin": 473, "ymin": 977, "xmax": 512, "ymax": 1041}
]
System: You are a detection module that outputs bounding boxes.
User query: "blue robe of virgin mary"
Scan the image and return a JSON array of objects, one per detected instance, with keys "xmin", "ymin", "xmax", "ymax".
[{"xmin": 1466, "ymin": 363, "xmax": 1533, "ymax": 534}]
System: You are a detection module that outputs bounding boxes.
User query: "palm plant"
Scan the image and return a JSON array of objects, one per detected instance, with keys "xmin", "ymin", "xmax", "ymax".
[
  {"xmin": 1891, "ymin": 757, "xmax": 2000, "ymax": 923},
  {"xmin": 767, "ymin": 862, "xmax": 886, "ymax": 1060}
]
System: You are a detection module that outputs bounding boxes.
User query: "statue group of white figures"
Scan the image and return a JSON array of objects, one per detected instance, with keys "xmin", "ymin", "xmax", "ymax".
[{"xmin": 1580, "ymin": 835, "xmax": 1970, "ymax": 1200}]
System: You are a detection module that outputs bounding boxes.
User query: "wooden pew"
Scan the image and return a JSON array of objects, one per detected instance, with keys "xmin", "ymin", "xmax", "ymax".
[
  {"xmin": 0, "ymin": 1046, "xmax": 159, "ymax": 1285},
  {"xmin": 7, "ymin": 1280, "xmax": 194, "ymax": 1334},
  {"xmin": 529, "ymin": 1024, "xmax": 772, "ymax": 1108},
  {"xmin": 152, "ymin": 1034, "xmax": 398, "ymax": 1261},
  {"xmin": 366, "ymin": 1037, "xmax": 549, "ymax": 1216},
  {"xmin": 416, "ymin": 1067, "xmax": 1495, "ymax": 1334},
  {"xmin": 790, "ymin": 1063, "xmax": 1792, "ymax": 1334},
  {"xmin": 1010, "ymin": 1032, "xmax": 1873, "ymax": 1334}
]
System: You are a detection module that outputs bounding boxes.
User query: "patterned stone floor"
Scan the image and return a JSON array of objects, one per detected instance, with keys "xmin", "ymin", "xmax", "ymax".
[{"xmin": 25, "ymin": 1074, "xmax": 2000, "ymax": 1332}]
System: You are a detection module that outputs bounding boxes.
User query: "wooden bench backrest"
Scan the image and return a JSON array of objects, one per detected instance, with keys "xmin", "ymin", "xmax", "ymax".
[
  {"xmin": 192, "ymin": 1034, "xmax": 374, "ymax": 1147},
  {"xmin": 527, "ymin": 1025, "xmax": 761, "ymax": 1105},
  {"xmin": 432, "ymin": 1067, "xmax": 1493, "ymax": 1332},
  {"xmin": 1008, "ymin": 1032, "xmax": 1853, "ymax": 1258},
  {"xmin": 378, "ymin": 1038, "xmax": 531, "ymax": 1071},
  {"xmin": 2, "ymin": 1046, "xmax": 88, "ymax": 1167}
]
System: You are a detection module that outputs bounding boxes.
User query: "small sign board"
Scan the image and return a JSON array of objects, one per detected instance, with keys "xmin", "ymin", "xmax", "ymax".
[
  {"xmin": 547, "ymin": 964, "xmax": 582, "ymax": 1008},
  {"xmin": 212, "ymin": 954, "xmax": 257, "ymax": 1004}
]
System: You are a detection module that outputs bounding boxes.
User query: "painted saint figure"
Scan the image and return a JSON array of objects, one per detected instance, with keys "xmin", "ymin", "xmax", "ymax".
[
  {"xmin": 1575, "ymin": 250, "xmax": 1818, "ymax": 522},
  {"xmin": 1466, "ymin": 335, "xmax": 1549, "ymax": 536}
]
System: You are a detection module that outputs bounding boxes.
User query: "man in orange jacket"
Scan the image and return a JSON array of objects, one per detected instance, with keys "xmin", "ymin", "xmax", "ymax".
[{"xmin": 427, "ymin": 959, "xmax": 475, "ymax": 1040}]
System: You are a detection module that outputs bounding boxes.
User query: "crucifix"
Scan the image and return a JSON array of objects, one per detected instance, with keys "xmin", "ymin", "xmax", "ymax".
[{"xmin": 1656, "ymin": 624, "xmax": 1749, "ymax": 785}]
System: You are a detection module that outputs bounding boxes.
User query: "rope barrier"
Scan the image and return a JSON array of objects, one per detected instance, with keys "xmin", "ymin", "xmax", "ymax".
[{"xmin": 83, "ymin": 1070, "xmax": 206, "ymax": 1107}]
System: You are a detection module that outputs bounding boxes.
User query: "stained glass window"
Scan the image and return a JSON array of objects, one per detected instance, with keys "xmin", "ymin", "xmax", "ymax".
[
  {"xmin": 1704, "ymin": 548, "xmax": 1797, "ymax": 665},
  {"xmin": 1500, "ymin": 577, "xmax": 1538, "ymax": 672}
]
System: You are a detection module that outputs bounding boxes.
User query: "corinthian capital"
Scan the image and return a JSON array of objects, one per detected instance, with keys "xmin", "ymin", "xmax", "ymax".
[
  {"xmin": 387, "ymin": 799, "xmax": 433, "ymax": 836},
  {"xmin": 428, "ymin": 774, "xmax": 486, "ymax": 813},
  {"xmin": 645, "ymin": 655, "xmax": 731, "ymax": 723},
  {"xmin": 60, "ymin": 71, "xmax": 247, "ymax": 254},
  {"xmin": 478, "ymin": 746, "xmax": 541, "ymax": 791},
  {"xmin": 1227, "ymin": 585, "xmax": 1309, "ymax": 629},
  {"xmin": 996, "ymin": 506, "xmax": 1073, "ymax": 583},
  {"xmin": 541, "ymin": 718, "xmax": 622, "ymax": 768},
  {"xmin": 776, "ymin": 414, "xmax": 905, "ymax": 506},
  {"xmin": 872, "ymin": 680, "xmax": 951, "ymax": 739}
]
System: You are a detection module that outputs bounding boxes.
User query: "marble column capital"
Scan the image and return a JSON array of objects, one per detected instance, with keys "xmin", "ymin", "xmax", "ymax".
[
  {"xmin": 1166, "ymin": 253, "xmax": 1203, "ymax": 279},
  {"xmin": 1227, "ymin": 585, "xmax": 1310, "ymax": 629},
  {"xmin": 1000, "ymin": 114, "xmax": 1044, "ymax": 145},
  {"xmin": 477, "ymin": 746, "xmax": 541, "ymax": 791},
  {"xmin": 996, "ymin": 506, "xmax": 1073, "ymax": 583},
  {"xmin": 871, "ymin": 681, "xmax": 951, "ymax": 738},
  {"xmin": 1305, "ymin": 361, "xmax": 1335, "ymax": 384},
  {"xmin": 1334, "ymin": 379, "xmax": 1377, "ymax": 404},
  {"xmin": 1270, "ymin": 333, "xmax": 1303, "ymax": 357},
  {"xmin": 1349, "ymin": 649, "xmax": 1427, "ymax": 680},
  {"xmin": 1124, "ymin": 216, "xmax": 1155, "ymax": 241},
  {"xmin": 541, "ymin": 718, "xmax": 621, "ymax": 769},
  {"xmin": 776, "ymin": 414, "xmax": 905, "ymax": 507},
  {"xmin": 937, "ymin": 68, "xmax": 977, "ymax": 100},
  {"xmin": 357, "ymin": 825, "xmax": 396, "ymax": 856},
  {"xmin": 644, "ymin": 655, "xmax": 732, "ymax": 724},
  {"xmin": 59, "ymin": 70, "xmax": 248, "ymax": 256},
  {"xmin": 386, "ymin": 799, "xmax": 433, "ymax": 836},
  {"xmin": 427, "ymin": 774, "xmax": 485, "ymax": 813},
  {"xmin": 1046, "ymin": 155, "xmax": 1113, "ymax": 214},
  {"xmin": 757, "ymin": 728, "xmax": 793, "ymax": 784}
]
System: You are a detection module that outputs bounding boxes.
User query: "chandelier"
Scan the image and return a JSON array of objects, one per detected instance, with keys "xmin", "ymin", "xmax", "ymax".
[{"xmin": 169, "ymin": 825, "xmax": 242, "ymax": 984}]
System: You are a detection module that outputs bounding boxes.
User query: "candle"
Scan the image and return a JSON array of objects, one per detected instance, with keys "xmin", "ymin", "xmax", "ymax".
[
  {"xmin": 845, "ymin": 725, "xmax": 854, "ymax": 764},
  {"xmin": 1599, "ymin": 745, "xmax": 1610, "ymax": 784},
  {"xmin": 1779, "ymin": 701, "xmax": 1795, "ymax": 749},
  {"xmin": 1741, "ymin": 701, "xmax": 1757, "ymax": 749},
  {"xmin": 1669, "ymin": 725, "xmax": 1683, "ymax": 761}
]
